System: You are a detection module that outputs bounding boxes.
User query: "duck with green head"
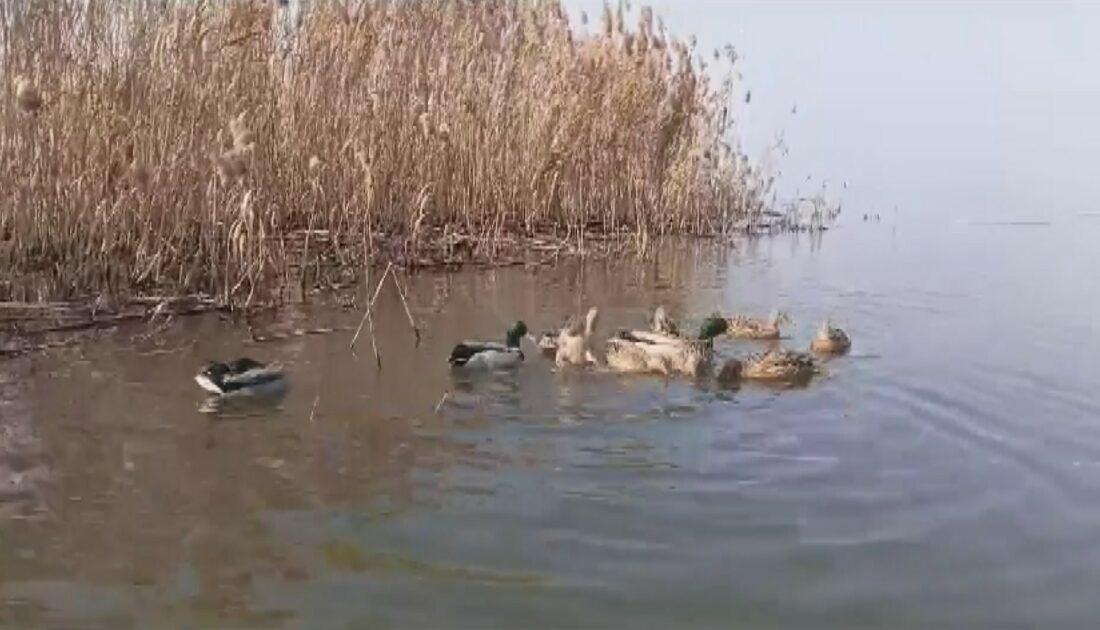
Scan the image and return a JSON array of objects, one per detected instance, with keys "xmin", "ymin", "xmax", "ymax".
[
  {"xmin": 606, "ymin": 313, "xmax": 728, "ymax": 377},
  {"xmin": 448, "ymin": 320, "xmax": 531, "ymax": 369}
]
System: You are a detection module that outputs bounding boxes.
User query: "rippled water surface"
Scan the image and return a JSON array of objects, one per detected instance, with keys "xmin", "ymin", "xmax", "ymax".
[{"xmin": 2, "ymin": 218, "xmax": 1099, "ymax": 628}]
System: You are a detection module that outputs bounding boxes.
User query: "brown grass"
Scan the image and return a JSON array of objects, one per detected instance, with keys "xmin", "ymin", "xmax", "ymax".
[{"xmin": 0, "ymin": 0, "xmax": 771, "ymax": 306}]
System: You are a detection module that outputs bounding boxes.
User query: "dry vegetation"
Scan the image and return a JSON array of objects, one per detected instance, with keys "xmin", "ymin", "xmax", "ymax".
[{"xmin": 0, "ymin": 0, "xmax": 772, "ymax": 306}]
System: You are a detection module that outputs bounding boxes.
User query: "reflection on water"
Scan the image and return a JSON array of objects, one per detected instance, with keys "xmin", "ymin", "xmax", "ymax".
[{"xmin": 2, "ymin": 221, "xmax": 1100, "ymax": 628}]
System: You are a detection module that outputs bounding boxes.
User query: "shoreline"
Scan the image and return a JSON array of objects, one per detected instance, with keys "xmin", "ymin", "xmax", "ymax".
[{"xmin": 0, "ymin": 225, "xmax": 827, "ymax": 358}]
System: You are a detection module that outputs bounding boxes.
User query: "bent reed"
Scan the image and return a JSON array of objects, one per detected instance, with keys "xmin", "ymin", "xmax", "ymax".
[{"xmin": 1, "ymin": 0, "xmax": 773, "ymax": 306}]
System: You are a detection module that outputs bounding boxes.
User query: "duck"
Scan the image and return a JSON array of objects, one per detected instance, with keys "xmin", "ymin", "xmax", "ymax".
[
  {"xmin": 726, "ymin": 309, "xmax": 791, "ymax": 340},
  {"xmin": 718, "ymin": 348, "xmax": 816, "ymax": 385},
  {"xmin": 605, "ymin": 315, "xmax": 728, "ymax": 377},
  {"xmin": 194, "ymin": 358, "xmax": 287, "ymax": 397},
  {"xmin": 809, "ymin": 320, "xmax": 851, "ymax": 355},
  {"xmin": 604, "ymin": 337, "xmax": 674, "ymax": 375},
  {"xmin": 448, "ymin": 320, "xmax": 530, "ymax": 369},
  {"xmin": 555, "ymin": 307, "xmax": 601, "ymax": 367}
]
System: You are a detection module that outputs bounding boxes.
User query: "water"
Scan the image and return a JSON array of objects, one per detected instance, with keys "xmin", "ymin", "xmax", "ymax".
[{"xmin": 2, "ymin": 217, "xmax": 1099, "ymax": 629}]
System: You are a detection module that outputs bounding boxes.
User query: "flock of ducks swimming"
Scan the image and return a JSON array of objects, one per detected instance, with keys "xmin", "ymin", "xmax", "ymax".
[
  {"xmin": 517, "ymin": 306, "xmax": 845, "ymax": 387},
  {"xmin": 193, "ymin": 307, "xmax": 851, "ymax": 401}
]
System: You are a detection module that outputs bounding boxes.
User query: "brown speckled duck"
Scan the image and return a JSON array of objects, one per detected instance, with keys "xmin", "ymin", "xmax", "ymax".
[
  {"xmin": 726, "ymin": 309, "xmax": 791, "ymax": 340},
  {"xmin": 718, "ymin": 348, "xmax": 816, "ymax": 386},
  {"xmin": 810, "ymin": 320, "xmax": 851, "ymax": 355}
]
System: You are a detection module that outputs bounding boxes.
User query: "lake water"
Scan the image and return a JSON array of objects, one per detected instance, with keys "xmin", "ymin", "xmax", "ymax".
[{"xmin": 2, "ymin": 216, "xmax": 1099, "ymax": 629}]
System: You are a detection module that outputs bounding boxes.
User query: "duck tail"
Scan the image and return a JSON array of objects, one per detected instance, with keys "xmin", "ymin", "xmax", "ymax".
[{"xmin": 584, "ymin": 307, "xmax": 600, "ymax": 336}]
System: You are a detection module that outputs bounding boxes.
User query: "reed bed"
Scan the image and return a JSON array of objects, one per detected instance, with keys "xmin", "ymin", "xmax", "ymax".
[{"xmin": 0, "ymin": 0, "xmax": 771, "ymax": 306}]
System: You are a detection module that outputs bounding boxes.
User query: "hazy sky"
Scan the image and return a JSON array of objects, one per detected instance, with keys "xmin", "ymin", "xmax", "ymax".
[{"xmin": 563, "ymin": 1, "xmax": 1100, "ymax": 220}]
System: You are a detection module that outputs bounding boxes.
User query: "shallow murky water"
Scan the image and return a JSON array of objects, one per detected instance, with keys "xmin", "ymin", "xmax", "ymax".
[{"xmin": 2, "ymin": 217, "xmax": 1100, "ymax": 628}]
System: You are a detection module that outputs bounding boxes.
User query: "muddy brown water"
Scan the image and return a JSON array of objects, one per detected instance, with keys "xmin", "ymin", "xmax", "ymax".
[{"xmin": 2, "ymin": 219, "xmax": 1099, "ymax": 628}]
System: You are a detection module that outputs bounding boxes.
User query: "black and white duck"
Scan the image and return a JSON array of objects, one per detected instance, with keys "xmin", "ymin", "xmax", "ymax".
[
  {"xmin": 194, "ymin": 358, "xmax": 288, "ymax": 397},
  {"xmin": 448, "ymin": 321, "xmax": 532, "ymax": 370}
]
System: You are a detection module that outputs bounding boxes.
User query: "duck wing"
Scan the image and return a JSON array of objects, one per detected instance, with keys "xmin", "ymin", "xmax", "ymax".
[
  {"xmin": 449, "ymin": 341, "xmax": 509, "ymax": 366},
  {"xmin": 614, "ymin": 330, "xmax": 653, "ymax": 344},
  {"xmin": 627, "ymin": 330, "xmax": 682, "ymax": 346},
  {"xmin": 228, "ymin": 357, "xmax": 266, "ymax": 372},
  {"xmin": 221, "ymin": 366, "xmax": 284, "ymax": 393}
]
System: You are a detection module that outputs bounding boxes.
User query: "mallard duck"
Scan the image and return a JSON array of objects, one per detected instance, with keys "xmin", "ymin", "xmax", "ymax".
[
  {"xmin": 810, "ymin": 320, "xmax": 851, "ymax": 355},
  {"xmin": 605, "ymin": 316, "xmax": 728, "ymax": 377},
  {"xmin": 448, "ymin": 320, "xmax": 530, "ymax": 369},
  {"xmin": 726, "ymin": 309, "xmax": 791, "ymax": 340},
  {"xmin": 555, "ymin": 307, "xmax": 600, "ymax": 367},
  {"xmin": 195, "ymin": 358, "xmax": 287, "ymax": 397},
  {"xmin": 719, "ymin": 348, "xmax": 816, "ymax": 385}
]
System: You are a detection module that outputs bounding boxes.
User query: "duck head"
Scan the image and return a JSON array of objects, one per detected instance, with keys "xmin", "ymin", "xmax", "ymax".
[
  {"xmin": 199, "ymin": 361, "xmax": 231, "ymax": 385},
  {"xmin": 198, "ymin": 357, "xmax": 264, "ymax": 387},
  {"xmin": 696, "ymin": 315, "xmax": 729, "ymax": 341},
  {"xmin": 196, "ymin": 361, "xmax": 233, "ymax": 393},
  {"xmin": 506, "ymin": 320, "xmax": 530, "ymax": 348}
]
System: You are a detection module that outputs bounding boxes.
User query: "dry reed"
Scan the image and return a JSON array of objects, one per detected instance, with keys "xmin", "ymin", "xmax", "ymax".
[{"xmin": 0, "ymin": 0, "xmax": 772, "ymax": 305}]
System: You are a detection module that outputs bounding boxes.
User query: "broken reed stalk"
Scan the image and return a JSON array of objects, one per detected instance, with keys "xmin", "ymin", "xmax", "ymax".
[
  {"xmin": 349, "ymin": 262, "xmax": 392, "ymax": 368},
  {"xmin": 433, "ymin": 391, "xmax": 450, "ymax": 416},
  {"xmin": 390, "ymin": 269, "xmax": 422, "ymax": 346},
  {"xmin": 348, "ymin": 262, "xmax": 422, "ymax": 360}
]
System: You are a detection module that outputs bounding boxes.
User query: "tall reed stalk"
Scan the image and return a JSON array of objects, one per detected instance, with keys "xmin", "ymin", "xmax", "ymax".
[{"xmin": 0, "ymin": 0, "xmax": 771, "ymax": 305}]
